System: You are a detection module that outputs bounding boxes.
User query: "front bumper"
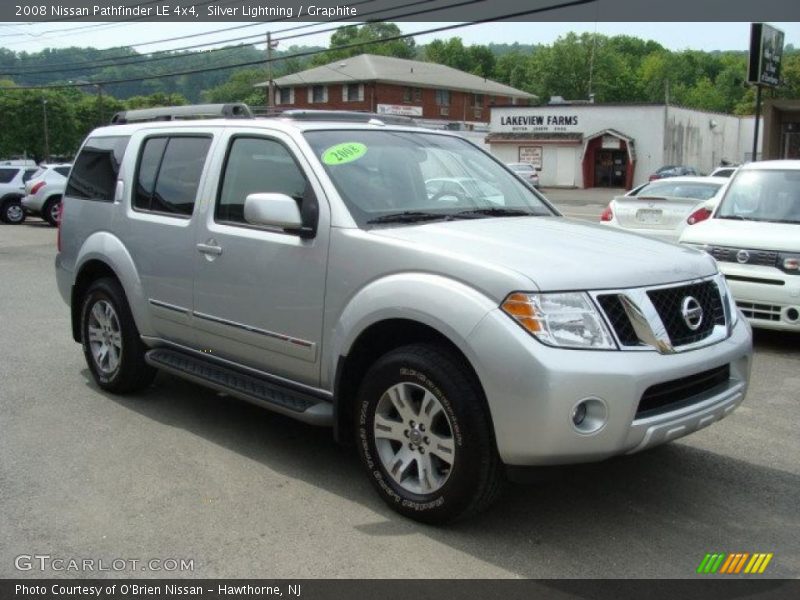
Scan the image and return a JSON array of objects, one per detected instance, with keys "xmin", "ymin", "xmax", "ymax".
[
  {"xmin": 467, "ymin": 309, "xmax": 752, "ymax": 466},
  {"xmin": 719, "ymin": 263, "xmax": 800, "ymax": 331}
]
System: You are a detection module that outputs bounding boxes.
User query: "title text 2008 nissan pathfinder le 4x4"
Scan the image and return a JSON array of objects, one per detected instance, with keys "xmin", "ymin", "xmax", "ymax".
[{"xmin": 55, "ymin": 105, "xmax": 752, "ymax": 523}]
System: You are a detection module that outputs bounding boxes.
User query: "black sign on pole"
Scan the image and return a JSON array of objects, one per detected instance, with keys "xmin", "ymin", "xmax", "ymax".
[{"xmin": 747, "ymin": 23, "xmax": 785, "ymax": 162}]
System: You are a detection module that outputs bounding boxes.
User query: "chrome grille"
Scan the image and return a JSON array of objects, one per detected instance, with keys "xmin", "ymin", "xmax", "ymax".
[
  {"xmin": 647, "ymin": 281, "xmax": 725, "ymax": 346},
  {"xmin": 596, "ymin": 278, "xmax": 726, "ymax": 350}
]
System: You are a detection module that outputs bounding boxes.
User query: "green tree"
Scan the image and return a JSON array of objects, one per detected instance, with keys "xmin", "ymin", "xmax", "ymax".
[{"xmin": 311, "ymin": 23, "xmax": 415, "ymax": 65}]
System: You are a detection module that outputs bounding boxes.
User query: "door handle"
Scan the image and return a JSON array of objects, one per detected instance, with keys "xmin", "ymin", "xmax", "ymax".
[{"xmin": 196, "ymin": 243, "xmax": 223, "ymax": 256}]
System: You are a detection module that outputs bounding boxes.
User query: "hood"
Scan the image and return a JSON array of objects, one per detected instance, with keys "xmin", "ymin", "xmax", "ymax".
[
  {"xmin": 370, "ymin": 216, "xmax": 718, "ymax": 291},
  {"xmin": 680, "ymin": 217, "xmax": 800, "ymax": 252}
]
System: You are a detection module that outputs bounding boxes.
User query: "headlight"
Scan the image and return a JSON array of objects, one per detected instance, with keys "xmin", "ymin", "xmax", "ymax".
[
  {"xmin": 778, "ymin": 253, "xmax": 800, "ymax": 274},
  {"xmin": 501, "ymin": 292, "xmax": 617, "ymax": 350}
]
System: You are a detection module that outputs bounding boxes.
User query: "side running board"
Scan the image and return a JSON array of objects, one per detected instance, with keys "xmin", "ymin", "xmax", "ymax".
[{"xmin": 145, "ymin": 348, "xmax": 332, "ymax": 426}]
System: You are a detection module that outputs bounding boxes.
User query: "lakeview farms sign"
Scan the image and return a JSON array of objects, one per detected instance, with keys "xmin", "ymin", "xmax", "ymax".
[{"xmin": 496, "ymin": 114, "xmax": 580, "ymax": 133}]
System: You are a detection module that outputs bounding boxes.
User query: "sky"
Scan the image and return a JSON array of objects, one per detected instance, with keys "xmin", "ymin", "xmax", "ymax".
[{"xmin": 1, "ymin": 21, "xmax": 799, "ymax": 55}]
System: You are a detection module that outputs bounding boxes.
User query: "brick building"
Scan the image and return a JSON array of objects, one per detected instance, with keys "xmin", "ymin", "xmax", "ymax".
[{"xmin": 256, "ymin": 53, "xmax": 534, "ymax": 124}]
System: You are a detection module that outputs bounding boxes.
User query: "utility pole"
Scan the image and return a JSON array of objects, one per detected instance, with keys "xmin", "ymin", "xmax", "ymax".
[
  {"xmin": 266, "ymin": 31, "xmax": 277, "ymax": 109},
  {"xmin": 42, "ymin": 98, "xmax": 50, "ymax": 162},
  {"xmin": 97, "ymin": 83, "xmax": 105, "ymax": 124}
]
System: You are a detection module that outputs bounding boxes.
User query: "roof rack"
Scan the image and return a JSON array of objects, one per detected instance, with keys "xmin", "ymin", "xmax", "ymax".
[
  {"xmin": 110, "ymin": 103, "xmax": 253, "ymax": 125},
  {"xmin": 279, "ymin": 109, "xmax": 418, "ymax": 127}
]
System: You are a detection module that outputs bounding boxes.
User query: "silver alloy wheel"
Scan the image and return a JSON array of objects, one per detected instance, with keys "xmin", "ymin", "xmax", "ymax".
[
  {"xmin": 6, "ymin": 203, "xmax": 23, "ymax": 223},
  {"xmin": 87, "ymin": 300, "xmax": 123, "ymax": 375},
  {"xmin": 373, "ymin": 381, "xmax": 455, "ymax": 495},
  {"xmin": 49, "ymin": 201, "xmax": 60, "ymax": 224}
]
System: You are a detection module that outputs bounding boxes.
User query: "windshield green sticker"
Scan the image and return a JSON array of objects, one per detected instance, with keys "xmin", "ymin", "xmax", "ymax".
[{"xmin": 322, "ymin": 142, "xmax": 367, "ymax": 165}]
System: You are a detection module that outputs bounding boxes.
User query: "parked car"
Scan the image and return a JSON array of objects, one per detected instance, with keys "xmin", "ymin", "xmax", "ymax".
[
  {"xmin": 648, "ymin": 165, "xmax": 700, "ymax": 181},
  {"xmin": 56, "ymin": 105, "xmax": 752, "ymax": 524},
  {"xmin": 709, "ymin": 166, "xmax": 739, "ymax": 178},
  {"xmin": 600, "ymin": 176, "xmax": 729, "ymax": 241},
  {"xmin": 424, "ymin": 177, "xmax": 504, "ymax": 204},
  {"xmin": 506, "ymin": 162, "xmax": 540, "ymax": 188},
  {"xmin": 680, "ymin": 160, "xmax": 800, "ymax": 332},
  {"xmin": 22, "ymin": 163, "xmax": 72, "ymax": 226},
  {"xmin": 0, "ymin": 165, "xmax": 39, "ymax": 224}
]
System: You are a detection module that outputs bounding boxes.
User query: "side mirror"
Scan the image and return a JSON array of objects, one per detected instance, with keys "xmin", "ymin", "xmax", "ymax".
[{"xmin": 244, "ymin": 193, "xmax": 303, "ymax": 230}]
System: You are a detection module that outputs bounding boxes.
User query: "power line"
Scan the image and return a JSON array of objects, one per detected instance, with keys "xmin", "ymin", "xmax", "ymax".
[
  {"xmin": 4, "ymin": 0, "xmax": 596, "ymax": 91},
  {"xmin": 2, "ymin": 0, "xmax": 446, "ymax": 77}
]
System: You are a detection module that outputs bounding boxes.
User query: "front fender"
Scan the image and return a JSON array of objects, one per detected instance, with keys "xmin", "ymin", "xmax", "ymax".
[
  {"xmin": 74, "ymin": 231, "xmax": 154, "ymax": 337},
  {"xmin": 323, "ymin": 272, "xmax": 498, "ymax": 389}
]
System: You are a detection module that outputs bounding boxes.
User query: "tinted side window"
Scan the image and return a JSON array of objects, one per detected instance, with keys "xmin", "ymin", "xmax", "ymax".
[
  {"xmin": 0, "ymin": 168, "xmax": 17, "ymax": 183},
  {"xmin": 66, "ymin": 136, "xmax": 130, "ymax": 201},
  {"xmin": 216, "ymin": 137, "xmax": 308, "ymax": 225},
  {"xmin": 54, "ymin": 167, "xmax": 72, "ymax": 178},
  {"xmin": 134, "ymin": 136, "xmax": 211, "ymax": 217},
  {"xmin": 23, "ymin": 169, "xmax": 38, "ymax": 182},
  {"xmin": 133, "ymin": 137, "xmax": 168, "ymax": 211}
]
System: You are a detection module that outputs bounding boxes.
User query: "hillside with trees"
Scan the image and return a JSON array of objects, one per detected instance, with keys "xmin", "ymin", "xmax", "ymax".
[{"xmin": 1, "ymin": 24, "xmax": 798, "ymax": 160}]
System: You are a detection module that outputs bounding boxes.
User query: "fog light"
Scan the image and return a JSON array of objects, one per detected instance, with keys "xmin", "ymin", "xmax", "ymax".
[
  {"xmin": 569, "ymin": 397, "xmax": 608, "ymax": 434},
  {"xmin": 572, "ymin": 402, "xmax": 587, "ymax": 425},
  {"xmin": 786, "ymin": 307, "xmax": 800, "ymax": 322}
]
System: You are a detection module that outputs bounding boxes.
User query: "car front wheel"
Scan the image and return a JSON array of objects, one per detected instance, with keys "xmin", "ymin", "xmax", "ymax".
[{"xmin": 355, "ymin": 344, "xmax": 503, "ymax": 524}]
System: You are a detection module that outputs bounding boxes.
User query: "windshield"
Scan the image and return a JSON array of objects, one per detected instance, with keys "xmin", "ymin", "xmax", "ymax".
[
  {"xmin": 637, "ymin": 181, "xmax": 721, "ymax": 200},
  {"xmin": 304, "ymin": 130, "xmax": 554, "ymax": 226},
  {"xmin": 716, "ymin": 169, "xmax": 800, "ymax": 224}
]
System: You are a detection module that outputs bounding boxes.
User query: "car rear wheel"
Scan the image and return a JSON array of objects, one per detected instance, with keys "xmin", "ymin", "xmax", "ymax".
[
  {"xmin": 1, "ymin": 198, "xmax": 25, "ymax": 224},
  {"xmin": 43, "ymin": 196, "xmax": 61, "ymax": 227},
  {"xmin": 81, "ymin": 278, "xmax": 156, "ymax": 393},
  {"xmin": 355, "ymin": 344, "xmax": 503, "ymax": 524}
]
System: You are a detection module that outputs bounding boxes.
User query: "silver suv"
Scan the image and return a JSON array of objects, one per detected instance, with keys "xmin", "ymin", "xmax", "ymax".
[{"xmin": 55, "ymin": 105, "xmax": 753, "ymax": 523}]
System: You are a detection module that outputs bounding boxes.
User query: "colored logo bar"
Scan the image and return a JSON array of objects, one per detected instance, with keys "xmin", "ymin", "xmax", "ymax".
[{"xmin": 697, "ymin": 553, "xmax": 773, "ymax": 574}]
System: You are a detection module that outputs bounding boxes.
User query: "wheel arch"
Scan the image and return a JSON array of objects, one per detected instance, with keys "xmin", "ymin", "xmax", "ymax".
[{"xmin": 71, "ymin": 233, "xmax": 151, "ymax": 343}]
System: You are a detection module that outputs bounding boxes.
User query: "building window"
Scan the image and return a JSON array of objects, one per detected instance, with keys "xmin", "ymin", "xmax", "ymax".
[
  {"xmin": 435, "ymin": 89, "xmax": 450, "ymax": 106},
  {"xmin": 309, "ymin": 85, "xmax": 328, "ymax": 103},
  {"xmin": 403, "ymin": 87, "xmax": 422, "ymax": 103},
  {"xmin": 344, "ymin": 83, "xmax": 363, "ymax": 102},
  {"xmin": 278, "ymin": 87, "xmax": 294, "ymax": 104},
  {"xmin": 472, "ymin": 94, "xmax": 484, "ymax": 107}
]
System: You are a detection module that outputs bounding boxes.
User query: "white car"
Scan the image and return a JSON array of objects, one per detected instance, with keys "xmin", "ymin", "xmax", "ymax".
[
  {"xmin": 506, "ymin": 162, "xmax": 540, "ymax": 188},
  {"xmin": 0, "ymin": 164, "xmax": 39, "ymax": 224},
  {"xmin": 709, "ymin": 166, "xmax": 739, "ymax": 178},
  {"xmin": 21, "ymin": 163, "xmax": 71, "ymax": 226},
  {"xmin": 600, "ymin": 176, "xmax": 729, "ymax": 242},
  {"xmin": 680, "ymin": 160, "xmax": 800, "ymax": 332}
]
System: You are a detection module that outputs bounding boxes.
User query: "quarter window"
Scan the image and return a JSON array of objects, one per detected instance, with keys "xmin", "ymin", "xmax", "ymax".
[
  {"xmin": 66, "ymin": 136, "xmax": 130, "ymax": 202},
  {"xmin": 216, "ymin": 137, "xmax": 310, "ymax": 227},
  {"xmin": 0, "ymin": 168, "xmax": 17, "ymax": 184},
  {"xmin": 133, "ymin": 136, "xmax": 211, "ymax": 217}
]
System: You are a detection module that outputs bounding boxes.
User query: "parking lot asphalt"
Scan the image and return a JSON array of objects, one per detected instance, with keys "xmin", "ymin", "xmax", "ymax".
[{"xmin": 1, "ymin": 218, "xmax": 798, "ymax": 579}]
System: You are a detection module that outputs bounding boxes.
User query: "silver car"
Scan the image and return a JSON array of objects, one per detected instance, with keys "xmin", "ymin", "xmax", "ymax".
[
  {"xmin": 22, "ymin": 163, "xmax": 72, "ymax": 226},
  {"xmin": 55, "ymin": 106, "xmax": 753, "ymax": 524}
]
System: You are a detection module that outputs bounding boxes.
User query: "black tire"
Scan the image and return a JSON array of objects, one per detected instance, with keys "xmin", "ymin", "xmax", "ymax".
[
  {"xmin": 42, "ymin": 196, "xmax": 62, "ymax": 227},
  {"xmin": 1, "ymin": 197, "xmax": 26, "ymax": 224},
  {"xmin": 80, "ymin": 277, "xmax": 156, "ymax": 394},
  {"xmin": 355, "ymin": 344, "xmax": 503, "ymax": 524}
]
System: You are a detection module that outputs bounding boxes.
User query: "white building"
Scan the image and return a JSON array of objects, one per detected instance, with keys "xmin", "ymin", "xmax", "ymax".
[{"xmin": 487, "ymin": 103, "xmax": 761, "ymax": 189}]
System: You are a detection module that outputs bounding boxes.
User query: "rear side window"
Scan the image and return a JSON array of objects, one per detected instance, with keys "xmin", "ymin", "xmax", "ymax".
[
  {"xmin": 54, "ymin": 167, "xmax": 71, "ymax": 178},
  {"xmin": 23, "ymin": 169, "xmax": 38, "ymax": 182},
  {"xmin": 66, "ymin": 136, "xmax": 130, "ymax": 201},
  {"xmin": 134, "ymin": 136, "xmax": 211, "ymax": 217},
  {"xmin": 0, "ymin": 168, "xmax": 17, "ymax": 183}
]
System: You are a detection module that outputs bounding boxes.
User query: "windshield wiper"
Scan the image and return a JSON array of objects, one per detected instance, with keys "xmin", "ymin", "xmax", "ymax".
[
  {"xmin": 366, "ymin": 211, "xmax": 451, "ymax": 224},
  {"xmin": 454, "ymin": 207, "xmax": 535, "ymax": 218}
]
